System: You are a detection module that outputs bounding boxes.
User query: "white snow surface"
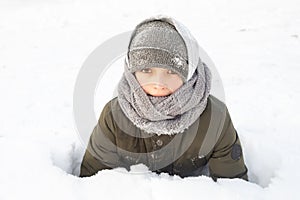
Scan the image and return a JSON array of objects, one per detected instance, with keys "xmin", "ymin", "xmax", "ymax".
[{"xmin": 0, "ymin": 0, "xmax": 300, "ymax": 199}]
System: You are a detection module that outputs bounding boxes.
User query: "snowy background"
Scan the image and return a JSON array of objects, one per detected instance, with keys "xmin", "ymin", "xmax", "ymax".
[{"xmin": 0, "ymin": 0, "xmax": 300, "ymax": 199}]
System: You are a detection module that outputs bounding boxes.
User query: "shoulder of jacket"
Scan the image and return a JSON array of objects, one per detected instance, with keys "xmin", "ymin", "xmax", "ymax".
[
  {"xmin": 100, "ymin": 97, "xmax": 119, "ymax": 118},
  {"xmin": 207, "ymin": 95, "xmax": 228, "ymax": 115},
  {"xmin": 207, "ymin": 94, "xmax": 231, "ymax": 135},
  {"xmin": 98, "ymin": 97, "xmax": 120, "ymax": 130},
  {"xmin": 208, "ymin": 95, "xmax": 237, "ymax": 154},
  {"xmin": 197, "ymin": 95, "xmax": 230, "ymax": 157},
  {"xmin": 99, "ymin": 97, "xmax": 138, "ymax": 134}
]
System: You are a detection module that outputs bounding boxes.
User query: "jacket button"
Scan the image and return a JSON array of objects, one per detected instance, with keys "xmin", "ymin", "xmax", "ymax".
[{"xmin": 156, "ymin": 139, "xmax": 163, "ymax": 146}]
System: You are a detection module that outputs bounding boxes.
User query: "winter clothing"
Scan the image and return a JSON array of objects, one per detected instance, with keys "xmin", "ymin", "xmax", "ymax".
[
  {"xmin": 127, "ymin": 16, "xmax": 200, "ymax": 82},
  {"xmin": 117, "ymin": 59, "xmax": 211, "ymax": 135},
  {"xmin": 128, "ymin": 20, "xmax": 189, "ymax": 82},
  {"xmin": 119, "ymin": 16, "xmax": 212, "ymax": 135},
  {"xmin": 79, "ymin": 95, "xmax": 248, "ymax": 180},
  {"xmin": 79, "ymin": 15, "xmax": 248, "ymax": 180}
]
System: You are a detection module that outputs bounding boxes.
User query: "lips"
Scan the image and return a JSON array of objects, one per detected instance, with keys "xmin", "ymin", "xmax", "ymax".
[{"xmin": 141, "ymin": 84, "xmax": 173, "ymax": 97}]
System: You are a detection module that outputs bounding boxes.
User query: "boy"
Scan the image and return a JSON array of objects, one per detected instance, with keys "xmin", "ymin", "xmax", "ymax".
[{"xmin": 79, "ymin": 16, "xmax": 248, "ymax": 181}]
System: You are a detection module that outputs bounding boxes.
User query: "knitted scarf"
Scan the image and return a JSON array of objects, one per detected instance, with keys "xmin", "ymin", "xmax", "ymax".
[{"xmin": 117, "ymin": 59, "xmax": 212, "ymax": 135}]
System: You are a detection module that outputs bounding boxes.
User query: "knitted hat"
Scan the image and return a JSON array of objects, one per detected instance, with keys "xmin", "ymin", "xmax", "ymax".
[{"xmin": 127, "ymin": 20, "xmax": 189, "ymax": 82}]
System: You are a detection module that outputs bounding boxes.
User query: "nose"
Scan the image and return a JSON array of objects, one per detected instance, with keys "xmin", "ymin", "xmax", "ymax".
[
  {"xmin": 150, "ymin": 83, "xmax": 172, "ymax": 96},
  {"xmin": 153, "ymin": 84, "xmax": 166, "ymax": 90}
]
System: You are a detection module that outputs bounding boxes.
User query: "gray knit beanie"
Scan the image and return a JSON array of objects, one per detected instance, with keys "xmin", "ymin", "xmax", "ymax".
[{"xmin": 127, "ymin": 20, "xmax": 189, "ymax": 82}]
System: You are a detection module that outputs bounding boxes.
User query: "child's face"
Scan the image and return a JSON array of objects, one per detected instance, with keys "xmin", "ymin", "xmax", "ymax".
[{"xmin": 134, "ymin": 67, "xmax": 183, "ymax": 97}]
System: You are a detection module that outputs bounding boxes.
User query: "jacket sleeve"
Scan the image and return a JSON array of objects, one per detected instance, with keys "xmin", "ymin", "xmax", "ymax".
[
  {"xmin": 208, "ymin": 107, "xmax": 248, "ymax": 181},
  {"xmin": 79, "ymin": 102, "xmax": 119, "ymax": 177}
]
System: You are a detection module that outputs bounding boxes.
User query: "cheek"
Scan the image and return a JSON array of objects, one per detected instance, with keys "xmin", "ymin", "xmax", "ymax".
[
  {"xmin": 167, "ymin": 79, "xmax": 183, "ymax": 91},
  {"xmin": 135, "ymin": 72, "xmax": 148, "ymax": 86}
]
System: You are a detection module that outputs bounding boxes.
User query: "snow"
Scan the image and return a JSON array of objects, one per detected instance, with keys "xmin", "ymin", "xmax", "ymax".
[{"xmin": 0, "ymin": 0, "xmax": 300, "ymax": 199}]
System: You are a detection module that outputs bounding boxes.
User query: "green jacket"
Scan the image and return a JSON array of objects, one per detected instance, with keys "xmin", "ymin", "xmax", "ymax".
[{"xmin": 79, "ymin": 95, "xmax": 248, "ymax": 180}]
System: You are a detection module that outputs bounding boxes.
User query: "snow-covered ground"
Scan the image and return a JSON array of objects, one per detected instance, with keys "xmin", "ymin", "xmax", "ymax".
[{"xmin": 0, "ymin": 0, "xmax": 300, "ymax": 199}]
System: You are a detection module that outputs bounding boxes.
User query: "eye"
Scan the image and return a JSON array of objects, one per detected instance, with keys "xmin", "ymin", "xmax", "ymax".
[
  {"xmin": 167, "ymin": 70, "xmax": 177, "ymax": 74},
  {"xmin": 141, "ymin": 68, "xmax": 152, "ymax": 73}
]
